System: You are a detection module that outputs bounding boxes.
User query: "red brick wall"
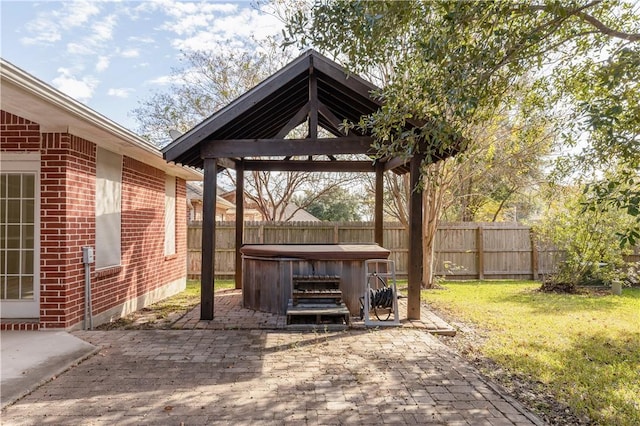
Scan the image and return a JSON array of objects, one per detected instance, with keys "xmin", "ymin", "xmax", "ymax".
[
  {"xmin": 1, "ymin": 110, "xmax": 188, "ymax": 329},
  {"xmin": 0, "ymin": 110, "xmax": 40, "ymax": 149},
  {"xmin": 40, "ymin": 132, "xmax": 95, "ymax": 328}
]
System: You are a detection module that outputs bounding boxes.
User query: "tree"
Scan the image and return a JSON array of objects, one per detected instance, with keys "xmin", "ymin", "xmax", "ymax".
[
  {"xmin": 536, "ymin": 180, "xmax": 636, "ymax": 291},
  {"xmin": 133, "ymin": 45, "xmax": 285, "ymax": 147},
  {"xmin": 284, "ymin": 0, "xmax": 640, "ymax": 286},
  {"xmin": 295, "ymin": 186, "xmax": 363, "ymax": 221}
]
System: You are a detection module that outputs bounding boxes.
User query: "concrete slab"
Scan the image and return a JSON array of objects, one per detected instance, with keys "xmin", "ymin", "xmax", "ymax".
[{"xmin": 1, "ymin": 331, "xmax": 98, "ymax": 409}]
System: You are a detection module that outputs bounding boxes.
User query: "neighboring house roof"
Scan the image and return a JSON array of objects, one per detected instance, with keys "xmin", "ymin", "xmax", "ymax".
[
  {"xmin": 279, "ymin": 204, "xmax": 320, "ymax": 222},
  {"xmin": 0, "ymin": 58, "xmax": 201, "ymax": 181},
  {"xmin": 186, "ymin": 182, "xmax": 234, "ymax": 208}
]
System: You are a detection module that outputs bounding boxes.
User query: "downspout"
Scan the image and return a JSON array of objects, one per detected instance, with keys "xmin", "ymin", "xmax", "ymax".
[{"xmin": 82, "ymin": 246, "xmax": 95, "ymax": 330}]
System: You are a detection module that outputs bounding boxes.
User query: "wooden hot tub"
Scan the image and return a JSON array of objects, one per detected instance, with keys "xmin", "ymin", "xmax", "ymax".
[{"xmin": 240, "ymin": 244, "xmax": 390, "ymax": 316}]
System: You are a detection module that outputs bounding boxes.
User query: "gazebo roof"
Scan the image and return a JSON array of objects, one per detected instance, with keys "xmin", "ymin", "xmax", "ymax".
[{"xmin": 162, "ymin": 49, "xmax": 427, "ymax": 173}]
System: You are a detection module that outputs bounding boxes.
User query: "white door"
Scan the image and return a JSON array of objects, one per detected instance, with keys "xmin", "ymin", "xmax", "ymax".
[{"xmin": 1, "ymin": 154, "xmax": 40, "ymax": 318}]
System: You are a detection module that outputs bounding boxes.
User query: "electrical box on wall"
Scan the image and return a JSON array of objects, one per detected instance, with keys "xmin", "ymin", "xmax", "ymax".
[{"xmin": 82, "ymin": 246, "xmax": 95, "ymax": 264}]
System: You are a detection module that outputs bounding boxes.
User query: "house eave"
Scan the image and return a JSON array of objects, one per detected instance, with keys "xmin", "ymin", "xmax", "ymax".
[{"xmin": 0, "ymin": 58, "xmax": 201, "ymax": 181}]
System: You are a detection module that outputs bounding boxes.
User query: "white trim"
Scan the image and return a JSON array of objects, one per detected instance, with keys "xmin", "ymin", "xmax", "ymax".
[
  {"xmin": 0, "ymin": 152, "xmax": 41, "ymax": 164},
  {"xmin": 0, "ymin": 155, "xmax": 41, "ymax": 318}
]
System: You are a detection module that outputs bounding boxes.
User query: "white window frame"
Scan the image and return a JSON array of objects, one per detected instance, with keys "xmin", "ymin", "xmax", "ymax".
[{"xmin": 0, "ymin": 152, "xmax": 40, "ymax": 318}]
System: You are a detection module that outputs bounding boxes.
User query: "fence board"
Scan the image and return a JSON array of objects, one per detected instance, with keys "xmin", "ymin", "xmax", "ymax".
[{"xmin": 186, "ymin": 221, "xmax": 637, "ymax": 281}]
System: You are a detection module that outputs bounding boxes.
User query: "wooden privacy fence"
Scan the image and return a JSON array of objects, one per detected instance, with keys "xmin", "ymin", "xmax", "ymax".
[{"xmin": 187, "ymin": 221, "xmax": 574, "ymax": 281}]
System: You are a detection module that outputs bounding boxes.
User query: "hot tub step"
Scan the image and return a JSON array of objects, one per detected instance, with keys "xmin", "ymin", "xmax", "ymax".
[{"xmin": 286, "ymin": 301, "xmax": 351, "ymax": 327}]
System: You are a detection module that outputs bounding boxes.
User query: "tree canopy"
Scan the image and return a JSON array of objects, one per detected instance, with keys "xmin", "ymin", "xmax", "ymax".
[{"xmin": 284, "ymin": 0, "xmax": 640, "ymax": 243}]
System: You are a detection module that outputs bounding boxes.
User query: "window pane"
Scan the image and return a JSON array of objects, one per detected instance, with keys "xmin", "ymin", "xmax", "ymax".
[
  {"xmin": 7, "ymin": 225, "xmax": 20, "ymax": 248},
  {"xmin": 6, "ymin": 250, "xmax": 19, "ymax": 274},
  {"xmin": 6, "ymin": 276, "xmax": 19, "ymax": 299},
  {"xmin": 21, "ymin": 276, "xmax": 34, "ymax": 299},
  {"xmin": 0, "ymin": 199, "xmax": 5, "ymax": 224},
  {"xmin": 22, "ymin": 174, "xmax": 35, "ymax": 198},
  {"xmin": 22, "ymin": 250, "xmax": 33, "ymax": 274},
  {"xmin": 23, "ymin": 200, "xmax": 34, "ymax": 223},
  {"xmin": 0, "ymin": 250, "xmax": 5, "ymax": 274},
  {"xmin": 7, "ymin": 200, "xmax": 20, "ymax": 223},
  {"xmin": 0, "ymin": 276, "xmax": 4, "ymax": 299},
  {"xmin": 0, "ymin": 174, "xmax": 6, "ymax": 198},
  {"xmin": 7, "ymin": 175, "xmax": 21, "ymax": 198},
  {"xmin": 22, "ymin": 225, "xmax": 34, "ymax": 249}
]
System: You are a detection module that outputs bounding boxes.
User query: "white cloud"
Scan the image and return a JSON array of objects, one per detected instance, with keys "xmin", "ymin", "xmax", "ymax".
[
  {"xmin": 121, "ymin": 48, "xmax": 140, "ymax": 58},
  {"xmin": 146, "ymin": 74, "xmax": 181, "ymax": 86},
  {"xmin": 67, "ymin": 42, "xmax": 97, "ymax": 55},
  {"xmin": 21, "ymin": 0, "xmax": 101, "ymax": 46},
  {"xmin": 164, "ymin": 4, "xmax": 284, "ymax": 53},
  {"xmin": 96, "ymin": 56, "xmax": 111, "ymax": 72},
  {"xmin": 92, "ymin": 14, "xmax": 117, "ymax": 42},
  {"xmin": 128, "ymin": 36, "xmax": 155, "ymax": 44},
  {"xmin": 52, "ymin": 68, "xmax": 99, "ymax": 103},
  {"xmin": 107, "ymin": 88, "xmax": 134, "ymax": 98},
  {"xmin": 58, "ymin": 0, "xmax": 100, "ymax": 28}
]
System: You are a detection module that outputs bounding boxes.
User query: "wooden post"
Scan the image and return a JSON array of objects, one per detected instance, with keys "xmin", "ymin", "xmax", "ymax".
[
  {"xmin": 308, "ymin": 57, "xmax": 318, "ymax": 140},
  {"xmin": 374, "ymin": 161, "xmax": 384, "ymax": 246},
  {"xmin": 530, "ymin": 229, "xmax": 539, "ymax": 281},
  {"xmin": 408, "ymin": 155, "xmax": 423, "ymax": 320},
  {"xmin": 201, "ymin": 158, "xmax": 217, "ymax": 320},
  {"xmin": 477, "ymin": 225, "xmax": 484, "ymax": 280},
  {"xmin": 235, "ymin": 160, "xmax": 244, "ymax": 289}
]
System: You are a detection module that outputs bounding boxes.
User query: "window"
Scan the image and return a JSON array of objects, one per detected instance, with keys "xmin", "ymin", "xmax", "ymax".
[
  {"xmin": 0, "ymin": 152, "xmax": 40, "ymax": 318},
  {"xmin": 95, "ymin": 148, "xmax": 122, "ymax": 269},
  {"xmin": 164, "ymin": 175, "xmax": 176, "ymax": 256}
]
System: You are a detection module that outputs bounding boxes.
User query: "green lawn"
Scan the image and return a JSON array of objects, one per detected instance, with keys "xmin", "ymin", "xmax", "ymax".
[
  {"xmin": 422, "ymin": 281, "xmax": 640, "ymax": 425},
  {"xmin": 155, "ymin": 278, "xmax": 236, "ymax": 311}
]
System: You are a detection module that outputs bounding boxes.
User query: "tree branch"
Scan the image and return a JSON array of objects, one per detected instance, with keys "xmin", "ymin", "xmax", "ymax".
[{"xmin": 529, "ymin": 2, "xmax": 640, "ymax": 42}]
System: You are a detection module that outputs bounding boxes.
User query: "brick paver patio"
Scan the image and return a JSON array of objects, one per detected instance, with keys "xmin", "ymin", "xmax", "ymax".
[{"xmin": 1, "ymin": 291, "xmax": 543, "ymax": 425}]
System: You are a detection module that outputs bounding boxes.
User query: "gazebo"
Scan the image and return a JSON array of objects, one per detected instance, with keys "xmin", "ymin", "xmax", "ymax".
[{"xmin": 162, "ymin": 49, "xmax": 460, "ymax": 321}]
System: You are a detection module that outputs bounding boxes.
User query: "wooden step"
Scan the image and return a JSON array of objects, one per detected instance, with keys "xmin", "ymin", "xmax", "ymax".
[{"xmin": 286, "ymin": 301, "xmax": 351, "ymax": 326}]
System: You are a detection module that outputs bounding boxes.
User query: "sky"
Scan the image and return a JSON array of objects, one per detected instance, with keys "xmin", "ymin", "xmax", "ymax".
[{"xmin": 1, "ymin": 0, "xmax": 287, "ymax": 133}]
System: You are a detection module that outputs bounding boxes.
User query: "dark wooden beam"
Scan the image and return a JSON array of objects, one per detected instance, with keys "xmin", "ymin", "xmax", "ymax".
[
  {"xmin": 274, "ymin": 102, "xmax": 310, "ymax": 139},
  {"xmin": 235, "ymin": 161, "xmax": 244, "ymax": 290},
  {"xmin": 407, "ymin": 154, "xmax": 424, "ymax": 320},
  {"xmin": 312, "ymin": 56, "xmax": 381, "ymax": 107},
  {"xmin": 383, "ymin": 155, "xmax": 410, "ymax": 172},
  {"xmin": 374, "ymin": 161, "xmax": 384, "ymax": 246},
  {"xmin": 201, "ymin": 137, "xmax": 375, "ymax": 157},
  {"xmin": 318, "ymin": 101, "xmax": 346, "ymax": 136},
  {"xmin": 216, "ymin": 157, "xmax": 237, "ymax": 170},
  {"xmin": 309, "ymin": 58, "xmax": 318, "ymax": 140},
  {"xmin": 201, "ymin": 158, "xmax": 217, "ymax": 320},
  {"xmin": 242, "ymin": 160, "xmax": 375, "ymax": 172}
]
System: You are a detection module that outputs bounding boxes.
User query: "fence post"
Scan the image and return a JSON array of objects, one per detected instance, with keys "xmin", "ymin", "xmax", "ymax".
[
  {"xmin": 477, "ymin": 225, "xmax": 484, "ymax": 280},
  {"xmin": 530, "ymin": 230, "xmax": 539, "ymax": 281}
]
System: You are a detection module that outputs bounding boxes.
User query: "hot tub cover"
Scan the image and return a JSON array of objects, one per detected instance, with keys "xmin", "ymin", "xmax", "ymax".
[{"xmin": 240, "ymin": 244, "xmax": 390, "ymax": 261}]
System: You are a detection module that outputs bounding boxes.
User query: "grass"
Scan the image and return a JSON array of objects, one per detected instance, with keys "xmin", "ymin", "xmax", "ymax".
[
  {"xmin": 97, "ymin": 279, "xmax": 235, "ymax": 329},
  {"xmin": 146, "ymin": 279, "xmax": 236, "ymax": 318},
  {"xmin": 422, "ymin": 280, "xmax": 640, "ymax": 425}
]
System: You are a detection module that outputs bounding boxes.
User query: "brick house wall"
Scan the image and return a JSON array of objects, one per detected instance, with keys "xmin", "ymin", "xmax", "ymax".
[{"xmin": 1, "ymin": 110, "xmax": 188, "ymax": 330}]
